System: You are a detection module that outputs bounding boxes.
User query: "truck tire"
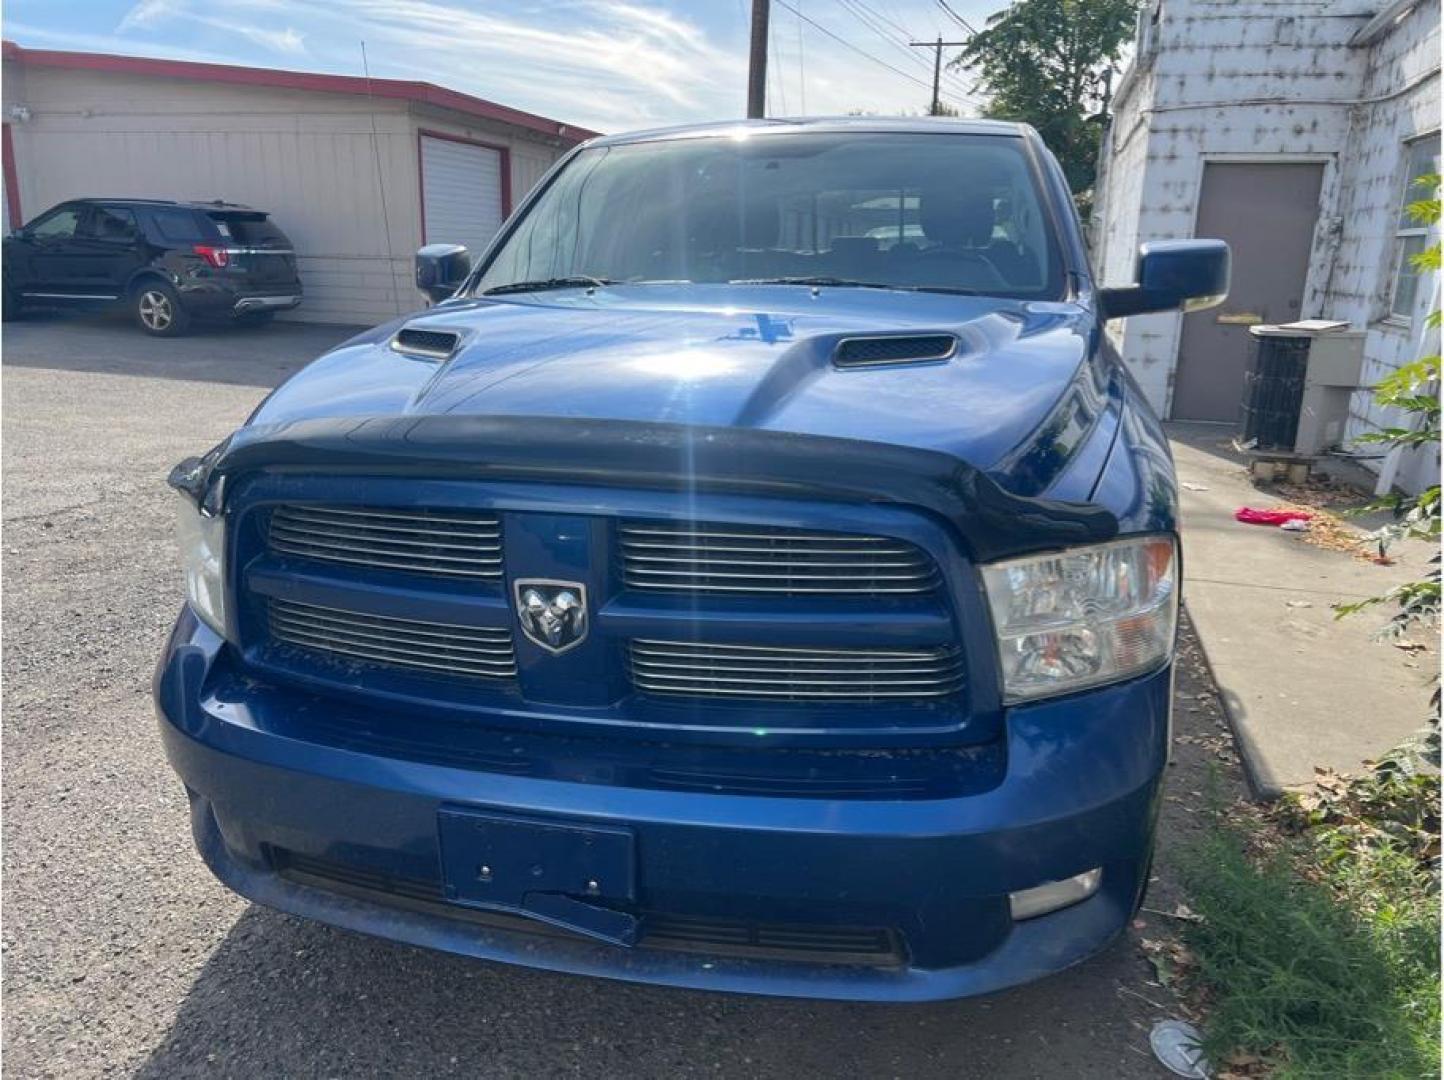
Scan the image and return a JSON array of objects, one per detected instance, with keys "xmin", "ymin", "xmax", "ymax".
[{"xmin": 133, "ymin": 281, "xmax": 191, "ymax": 337}]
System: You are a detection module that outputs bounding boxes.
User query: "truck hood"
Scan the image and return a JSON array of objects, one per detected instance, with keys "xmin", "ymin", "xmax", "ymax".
[{"xmin": 251, "ymin": 284, "xmax": 1103, "ymax": 484}]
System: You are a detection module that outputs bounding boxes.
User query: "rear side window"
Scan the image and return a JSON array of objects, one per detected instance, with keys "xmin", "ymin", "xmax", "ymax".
[
  {"xmin": 147, "ymin": 208, "xmax": 209, "ymax": 243},
  {"xmin": 209, "ymin": 213, "xmax": 290, "ymax": 248}
]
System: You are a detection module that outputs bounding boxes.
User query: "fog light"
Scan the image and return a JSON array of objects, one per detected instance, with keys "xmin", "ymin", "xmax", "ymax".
[{"xmin": 1008, "ymin": 868, "xmax": 1102, "ymax": 921}]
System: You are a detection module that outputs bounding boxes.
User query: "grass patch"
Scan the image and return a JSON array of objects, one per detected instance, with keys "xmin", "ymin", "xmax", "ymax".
[{"xmin": 1176, "ymin": 770, "xmax": 1439, "ymax": 1079}]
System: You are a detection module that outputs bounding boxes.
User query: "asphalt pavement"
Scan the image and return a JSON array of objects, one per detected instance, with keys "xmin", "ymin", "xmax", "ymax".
[{"xmin": 1, "ymin": 310, "xmax": 1234, "ymax": 1078}]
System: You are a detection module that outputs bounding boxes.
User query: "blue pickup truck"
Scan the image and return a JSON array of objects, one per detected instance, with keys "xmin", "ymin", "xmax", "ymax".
[{"xmin": 156, "ymin": 118, "xmax": 1228, "ymax": 1002}]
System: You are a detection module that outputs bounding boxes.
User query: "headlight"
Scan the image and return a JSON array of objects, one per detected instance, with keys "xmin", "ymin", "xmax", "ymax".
[
  {"xmin": 981, "ymin": 535, "xmax": 1177, "ymax": 703},
  {"xmin": 175, "ymin": 493, "xmax": 227, "ymax": 637}
]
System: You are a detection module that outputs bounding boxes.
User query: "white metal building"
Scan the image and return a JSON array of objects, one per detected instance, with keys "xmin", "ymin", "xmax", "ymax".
[
  {"xmin": 0, "ymin": 42, "xmax": 596, "ymax": 325},
  {"xmin": 1092, "ymin": 0, "xmax": 1439, "ymax": 494}
]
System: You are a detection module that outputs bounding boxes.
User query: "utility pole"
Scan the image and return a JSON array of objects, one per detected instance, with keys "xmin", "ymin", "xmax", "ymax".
[
  {"xmin": 908, "ymin": 37, "xmax": 969, "ymax": 116},
  {"xmin": 747, "ymin": 0, "xmax": 770, "ymax": 119}
]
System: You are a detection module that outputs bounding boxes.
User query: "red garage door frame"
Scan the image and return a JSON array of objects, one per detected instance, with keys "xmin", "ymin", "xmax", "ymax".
[{"xmin": 2, "ymin": 123, "xmax": 20, "ymax": 228}]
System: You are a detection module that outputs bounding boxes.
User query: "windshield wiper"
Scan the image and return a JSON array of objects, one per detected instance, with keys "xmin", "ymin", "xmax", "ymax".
[
  {"xmin": 731, "ymin": 277, "xmax": 983, "ymax": 296},
  {"xmin": 730, "ymin": 276, "xmax": 894, "ymax": 289},
  {"xmin": 906, "ymin": 285, "xmax": 982, "ymax": 296},
  {"xmin": 483, "ymin": 275, "xmax": 616, "ymax": 296}
]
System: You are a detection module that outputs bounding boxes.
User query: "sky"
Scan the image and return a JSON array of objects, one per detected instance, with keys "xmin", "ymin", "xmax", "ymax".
[{"xmin": 3, "ymin": 0, "xmax": 1005, "ymax": 133}]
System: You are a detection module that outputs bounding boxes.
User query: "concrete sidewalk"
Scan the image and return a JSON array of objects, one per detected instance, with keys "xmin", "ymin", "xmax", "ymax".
[{"xmin": 1170, "ymin": 422, "xmax": 1437, "ymax": 797}]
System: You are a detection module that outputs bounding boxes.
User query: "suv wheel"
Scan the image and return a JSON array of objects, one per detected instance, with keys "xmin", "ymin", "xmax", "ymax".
[{"xmin": 133, "ymin": 282, "xmax": 190, "ymax": 337}]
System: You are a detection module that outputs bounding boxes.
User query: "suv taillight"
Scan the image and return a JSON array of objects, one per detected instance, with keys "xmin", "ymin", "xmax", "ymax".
[{"xmin": 193, "ymin": 244, "xmax": 229, "ymax": 268}]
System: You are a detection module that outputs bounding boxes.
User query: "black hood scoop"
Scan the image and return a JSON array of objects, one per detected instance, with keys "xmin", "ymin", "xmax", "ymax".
[
  {"xmin": 391, "ymin": 326, "xmax": 462, "ymax": 360},
  {"xmin": 832, "ymin": 334, "xmax": 958, "ymax": 369}
]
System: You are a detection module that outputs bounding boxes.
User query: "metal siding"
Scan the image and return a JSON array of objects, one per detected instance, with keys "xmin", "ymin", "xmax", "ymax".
[{"xmin": 420, "ymin": 135, "xmax": 503, "ymax": 254}]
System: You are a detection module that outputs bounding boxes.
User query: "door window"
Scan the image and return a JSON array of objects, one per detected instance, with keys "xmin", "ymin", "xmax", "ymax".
[
  {"xmin": 80, "ymin": 206, "xmax": 139, "ymax": 242},
  {"xmin": 27, "ymin": 206, "xmax": 83, "ymax": 240}
]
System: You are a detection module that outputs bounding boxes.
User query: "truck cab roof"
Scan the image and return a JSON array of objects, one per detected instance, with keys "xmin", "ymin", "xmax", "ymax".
[{"xmin": 587, "ymin": 116, "xmax": 1036, "ymax": 148}]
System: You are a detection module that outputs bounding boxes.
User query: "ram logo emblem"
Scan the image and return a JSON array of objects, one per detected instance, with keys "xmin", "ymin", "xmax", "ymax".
[{"xmin": 513, "ymin": 579, "xmax": 589, "ymax": 655}]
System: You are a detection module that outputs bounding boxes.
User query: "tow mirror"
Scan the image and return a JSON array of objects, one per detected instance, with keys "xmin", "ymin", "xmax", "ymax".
[
  {"xmin": 1099, "ymin": 240, "xmax": 1230, "ymax": 321},
  {"xmin": 415, "ymin": 243, "xmax": 471, "ymax": 304}
]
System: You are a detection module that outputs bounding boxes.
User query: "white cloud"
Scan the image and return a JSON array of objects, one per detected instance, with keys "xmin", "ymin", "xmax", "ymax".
[
  {"xmin": 117, "ymin": 0, "xmax": 179, "ymax": 32},
  {"xmin": 309, "ymin": 0, "xmax": 738, "ymax": 116},
  {"xmin": 205, "ymin": 20, "xmax": 307, "ymax": 56},
  {"xmin": 117, "ymin": 0, "xmax": 306, "ymax": 57}
]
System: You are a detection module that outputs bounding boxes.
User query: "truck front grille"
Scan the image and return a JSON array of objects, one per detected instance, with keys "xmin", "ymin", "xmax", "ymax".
[
  {"xmin": 629, "ymin": 639, "xmax": 963, "ymax": 701},
  {"xmin": 268, "ymin": 599, "xmax": 516, "ymax": 681},
  {"xmin": 619, "ymin": 521, "xmax": 939, "ymax": 595},
  {"xmin": 269, "ymin": 504, "xmax": 503, "ymax": 580}
]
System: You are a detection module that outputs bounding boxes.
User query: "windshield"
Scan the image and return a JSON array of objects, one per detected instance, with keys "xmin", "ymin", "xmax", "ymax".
[{"xmin": 474, "ymin": 132, "xmax": 1066, "ymax": 299}]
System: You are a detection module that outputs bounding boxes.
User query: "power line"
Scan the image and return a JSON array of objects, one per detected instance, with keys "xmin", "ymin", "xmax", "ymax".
[
  {"xmin": 833, "ymin": 0, "xmax": 935, "ymax": 73},
  {"xmin": 934, "ymin": 0, "xmax": 980, "ymax": 36},
  {"xmin": 795, "ymin": 0, "xmax": 807, "ymax": 113},
  {"xmin": 774, "ymin": 0, "xmax": 973, "ymax": 108},
  {"xmin": 848, "ymin": 0, "xmax": 914, "ymax": 39},
  {"xmin": 829, "ymin": 0, "xmax": 981, "ymax": 102},
  {"xmin": 770, "ymin": 11, "xmax": 788, "ymax": 114}
]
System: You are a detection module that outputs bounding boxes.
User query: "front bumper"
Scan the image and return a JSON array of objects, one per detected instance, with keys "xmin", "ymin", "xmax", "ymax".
[{"xmin": 156, "ymin": 608, "xmax": 1170, "ymax": 1002}]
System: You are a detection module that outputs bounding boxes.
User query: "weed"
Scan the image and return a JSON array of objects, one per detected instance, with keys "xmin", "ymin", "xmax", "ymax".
[{"xmin": 1177, "ymin": 813, "xmax": 1439, "ymax": 1078}]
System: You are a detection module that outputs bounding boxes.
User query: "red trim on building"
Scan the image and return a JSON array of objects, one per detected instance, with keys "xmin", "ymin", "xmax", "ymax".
[
  {"xmin": 416, "ymin": 128, "xmax": 513, "ymax": 246},
  {"xmin": 1, "ymin": 123, "xmax": 20, "ymax": 226},
  {"xmin": 1, "ymin": 40, "xmax": 598, "ymax": 144}
]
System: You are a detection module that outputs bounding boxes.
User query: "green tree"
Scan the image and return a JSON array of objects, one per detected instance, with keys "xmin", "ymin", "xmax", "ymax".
[{"xmin": 949, "ymin": 0, "xmax": 1139, "ymax": 194}]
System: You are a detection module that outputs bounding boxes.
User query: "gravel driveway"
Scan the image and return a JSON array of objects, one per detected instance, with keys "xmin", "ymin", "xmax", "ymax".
[{"xmin": 2, "ymin": 311, "xmax": 1231, "ymax": 1078}]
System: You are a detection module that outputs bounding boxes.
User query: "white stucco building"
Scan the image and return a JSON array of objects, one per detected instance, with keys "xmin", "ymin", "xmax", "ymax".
[
  {"xmin": 1, "ymin": 42, "xmax": 595, "ymax": 326},
  {"xmin": 1092, "ymin": 0, "xmax": 1439, "ymax": 494}
]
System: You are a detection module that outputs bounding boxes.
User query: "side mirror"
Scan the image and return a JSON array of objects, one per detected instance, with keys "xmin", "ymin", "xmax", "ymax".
[
  {"xmin": 1099, "ymin": 240, "xmax": 1230, "ymax": 321},
  {"xmin": 415, "ymin": 243, "xmax": 471, "ymax": 304}
]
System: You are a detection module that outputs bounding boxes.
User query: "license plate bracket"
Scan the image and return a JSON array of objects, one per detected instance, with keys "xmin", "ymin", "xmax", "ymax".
[{"xmin": 437, "ymin": 807, "xmax": 637, "ymax": 942}]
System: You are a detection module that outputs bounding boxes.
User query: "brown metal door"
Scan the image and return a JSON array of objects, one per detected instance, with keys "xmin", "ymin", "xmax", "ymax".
[{"xmin": 1171, "ymin": 162, "xmax": 1324, "ymax": 422}]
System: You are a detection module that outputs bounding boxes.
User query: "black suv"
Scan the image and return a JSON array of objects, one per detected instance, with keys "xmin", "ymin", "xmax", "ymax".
[{"xmin": 3, "ymin": 198, "xmax": 303, "ymax": 335}]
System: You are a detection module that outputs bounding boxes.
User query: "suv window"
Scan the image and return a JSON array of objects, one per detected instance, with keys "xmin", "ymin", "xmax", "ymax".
[
  {"xmin": 28, "ymin": 206, "xmax": 84, "ymax": 240},
  {"xmin": 208, "ymin": 213, "xmax": 290, "ymax": 248},
  {"xmin": 80, "ymin": 206, "xmax": 140, "ymax": 241},
  {"xmin": 147, "ymin": 208, "xmax": 209, "ymax": 244}
]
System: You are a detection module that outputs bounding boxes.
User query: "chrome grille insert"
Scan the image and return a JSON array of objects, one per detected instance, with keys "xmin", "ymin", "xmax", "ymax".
[
  {"xmin": 630, "ymin": 639, "xmax": 963, "ymax": 701},
  {"xmin": 269, "ymin": 505, "xmax": 502, "ymax": 579},
  {"xmin": 620, "ymin": 522, "xmax": 939, "ymax": 595},
  {"xmin": 269, "ymin": 598, "xmax": 516, "ymax": 680}
]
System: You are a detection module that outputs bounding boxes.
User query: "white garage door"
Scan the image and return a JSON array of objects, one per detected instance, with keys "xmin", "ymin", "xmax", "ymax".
[{"xmin": 420, "ymin": 134, "xmax": 505, "ymax": 256}]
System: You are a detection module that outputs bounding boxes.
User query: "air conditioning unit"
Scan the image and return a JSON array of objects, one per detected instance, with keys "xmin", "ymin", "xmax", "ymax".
[{"xmin": 1241, "ymin": 321, "xmax": 1365, "ymax": 464}]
